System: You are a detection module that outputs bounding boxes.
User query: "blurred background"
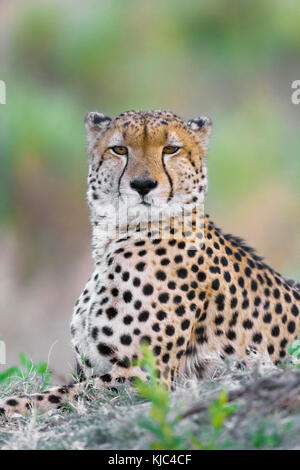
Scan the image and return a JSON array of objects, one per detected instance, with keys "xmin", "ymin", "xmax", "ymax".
[{"xmin": 0, "ymin": 0, "xmax": 299, "ymax": 380}]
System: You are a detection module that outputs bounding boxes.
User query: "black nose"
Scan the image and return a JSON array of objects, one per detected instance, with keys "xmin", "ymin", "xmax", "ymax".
[{"xmin": 130, "ymin": 178, "xmax": 158, "ymax": 197}]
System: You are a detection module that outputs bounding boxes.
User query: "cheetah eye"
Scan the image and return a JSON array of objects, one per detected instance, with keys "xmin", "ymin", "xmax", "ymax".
[
  {"xmin": 110, "ymin": 146, "xmax": 128, "ymax": 156},
  {"xmin": 163, "ymin": 145, "xmax": 180, "ymax": 155}
]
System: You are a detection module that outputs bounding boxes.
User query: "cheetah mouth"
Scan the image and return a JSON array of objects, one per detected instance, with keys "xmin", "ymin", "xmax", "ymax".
[{"xmin": 140, "ymin": 200, "xmax": 151, "ymax": 207}]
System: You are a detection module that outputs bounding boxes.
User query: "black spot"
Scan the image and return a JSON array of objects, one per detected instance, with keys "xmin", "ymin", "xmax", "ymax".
[
  {"xmin": 123, "ymin": 290, "xmax": 132, "ymax": 303},
  {"xmin": 215, "ymin": 315, "xmax": 224, "ymax": 325},
  {"xmin": 101, "ymin": 374, "xmax": 112, "ymax": 383},
  {"xmin": 263, "ymin": 313, "xmax": 271, "ymax": 323},
  {"xmin": 6, "ymin": 399, "xmax": 18, "ymax": 407},
  {"xmin": 273, "ymin": 288, "xmax": 280, "ymax": 299},
  {"xmin": 275, "ymin": 303, "xmax": 282, "ymax": 314},
  {"xmin": 161, "ymin": 258, "xmax": 170, "ymax": 266},
  {"xmin": 158, "ymin": 293, "xmax": 169, "ymax": 303},
  {"xmin": 253, "ymin": 333, "xmax": 262, "ymax": 344},
  {"xmin": 156, "ymin": 271, "xmax": 166, "ymax": 281},
  {"xmin": 91, "ymin": 327, "xmax": 98, "ymax": 340},
  {"xmin": 187, "ymin": 249, "xmax": 196, "ymax": 257},
  {"xmin": 177, "ymin": 268, "xmax": 188, "ymax": 279},
  {"xmin": 211, "ymin": 279, "xmax": 220, "ymax": 290},
  {"xmin": 264, "ymin": 288, "xmax": 270, "ymax": 297},
  {"xmin": 120, "ymin": 335, "xmax": 132, "ymax": 345},
  {"xmin": 133, "ymin": 277, "xmax": 141, "ymax": 287},
  {"xmin": 175, "ymin": 305, "xmax": 185, "ymax": 316},
  {"xmin": 157, "ymin": 310, "xmax": 166, "ymax": 320},
  {"xmin": 140, "ymin": 335, "xmax": 151, "ymax": 345},
  {"xmin": 226, "ymin": 329, "xmax": 236, "ymax": 340},
  {"xmin": 156, "ymin": 248, "xmax": 166, "ymax": 256},
  {"xmin": 48, "ymin": 395, "xmax": 61, "ymax": 404},
  {"xmin": 252, "ymin": 309, "xmax": 259, "ymax": 319},
  {"xmin": 143, "ymin": 284, "xmax": 154, "ymax": 295},
  {"xmin": 271, "ymin": 326, "xmax": 280, "ymax": 337},
  {"xmin": 245, "ymin": 267, "xmax": 251, "ymax": 277},
  {"xmin": 138, "ymin": 311, "xmax": 149, "ymax": 322},
  {"xmin": 136, "ymin": 262, "xmax": 146, "ymax": 272},
  {"xmin": 117, "ymin": 356, "xmax": 130, "ymax": 368},
  {"xmin": 280, "ymin": 338, "xmax": 288, "ymax": 348},
  {"xmin": 220, "ymin": 257, "xmax": 228, "ymax": 267},
  {"xmin": 215, "ymin": 293, "xmax": 225, "ymax": 311},
  {"xmin": 168, "ymin": 281, "xmax": 176, "ymax": 290},
  {"xmin": 135, "ymin": 240, "xmax": 145, "ymax": 246},
  {"xmin": 166, "ymin": 325, "xmax": 175, "ymax": 336},
  {"xmin": 223, "ymin": 345, "xmax": 235, "ymax": 355},
  {"xmin": 105, "ymin": 306, "xmax": 118, "ymax": 319},
  {"xmin": 181, "ymin": 319, "xmax": 190, "ymax": 330},
  {"xmin": 288, "ymin": 321, "xmax": 296, "ymax": 334},
  {"xmin": 103, "ymin": 326, "xmax": 114, "ymax": 335},
  {"xmin": 162, "ymin": 353, "xmax": 170, "ymax": 363},
  {"xmin": 243, "ymin": 319, "xmax": 253, "ymax": 329},
  {"xmin": 284, "ymin": 293, "xmax": 291, "ymax": 303},
  {"xmin": 233, "ymin": 263, "xmax": 240, "ymax": 272},
  {"xmin": 251, "ymin": 280, "xmax": 258, "ymax": 291},
  {"xmin": 229, "ymin": 284, "xmax": 236, "ymax": 294},
  {"xmin": 254, "ymin": 296, "xmax": 261, "ymax": 306},
  {"xmin": 291, "ymin": 305, "xmax": 299, "ymax": 317},
  {"xmin": 97, "ymin": 343, "xmax": 114, "ymax": 356},
  {"xmin": 197, "ymin": 272, "xmax": 206, "ymax": 282},
  {"xmin": 122, "ymin": 272, "xmax": 130, "ymax": 282},
  {"xmin": 123, "ymin": 315, "xmax": 133, "ymax": 325}
]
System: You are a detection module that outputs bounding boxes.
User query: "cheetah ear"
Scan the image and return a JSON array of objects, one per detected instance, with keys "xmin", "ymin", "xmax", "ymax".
[
  {"xmin": 84, "ymin": 111, "xmax": 112, "ymax": 146},
  {"xmin": 187, "ymin": 116, "xmax": 212, "ymax": 151}
]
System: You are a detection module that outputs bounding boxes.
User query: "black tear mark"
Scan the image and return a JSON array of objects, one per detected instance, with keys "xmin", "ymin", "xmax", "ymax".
[
  {"xmin": 117, "ymin": 154, "xmax": 128, "ymax": 197},
  {"xmin": 162, "ymin": 155, "xmax": 173, "ymax": 202}
]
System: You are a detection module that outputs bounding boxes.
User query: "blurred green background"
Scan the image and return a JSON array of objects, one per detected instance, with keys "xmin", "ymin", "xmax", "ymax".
[{"xmin": 0, "ymin": 0, "xmax": 299, "ymax": 377}]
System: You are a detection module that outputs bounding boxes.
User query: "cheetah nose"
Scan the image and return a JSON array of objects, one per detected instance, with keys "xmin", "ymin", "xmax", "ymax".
[{"xmin": 130, "ymin": 178, "xmax": 158, "ymax": 197}]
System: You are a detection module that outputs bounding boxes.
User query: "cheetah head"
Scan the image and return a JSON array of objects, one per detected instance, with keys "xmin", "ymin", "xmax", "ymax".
[{"xmin": 85, "ymin": 110, "xmax": 212, "ymax": 229}]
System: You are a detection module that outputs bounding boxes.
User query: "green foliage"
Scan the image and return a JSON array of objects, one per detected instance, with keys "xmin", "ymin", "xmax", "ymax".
[
  {"xmin": 134, "ymin": 344, "xmax": 237, "ymax": 450},
  {"xmin": 288, "ymin": 335, "xmax": 300, "ymax": 364},
  {"xmin": 0, "ymin": 352, "xmax": 51, "ymax": 388},
  {"xmin": 134, "ymin": 343, "xmax": 184, "ymax": 450},
  {"xmin": 189, "ymin": 390, "xmax": 237, "ymax": 450},
  {"xmin": 250, "ymin": 421, "xmax": 283, "ymax": 449},
  {"xmin": 209, "ymin": 390, "xmax": 238, "ymax": 430}
]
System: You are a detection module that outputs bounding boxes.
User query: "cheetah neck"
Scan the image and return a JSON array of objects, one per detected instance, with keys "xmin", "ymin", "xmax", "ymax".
[{"xmin": 90, "ymin": 203, "xmax": 205, "ymax": 265}]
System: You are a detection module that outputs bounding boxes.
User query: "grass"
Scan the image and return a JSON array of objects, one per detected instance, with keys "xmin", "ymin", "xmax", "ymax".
[{"xmin": 1, "ymin": 345, "xmax": 300, "ymax": 450}]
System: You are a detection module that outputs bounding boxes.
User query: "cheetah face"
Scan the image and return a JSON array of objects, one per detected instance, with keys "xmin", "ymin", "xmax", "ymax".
[{"xmin": 85, "ymin": 110, "xmax": 212, "ymax": 227}]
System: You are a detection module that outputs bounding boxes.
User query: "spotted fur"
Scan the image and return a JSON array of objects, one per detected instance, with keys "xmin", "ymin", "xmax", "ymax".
[{"xmin": 1, "ymin": 109, "xmax": 299, "ymax": 417}]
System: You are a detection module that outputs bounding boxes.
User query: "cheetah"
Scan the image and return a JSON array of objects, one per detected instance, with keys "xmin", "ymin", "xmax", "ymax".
[{"xmin": 1, "ymin": 109, "xmax": 299, "ymax": 417}]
